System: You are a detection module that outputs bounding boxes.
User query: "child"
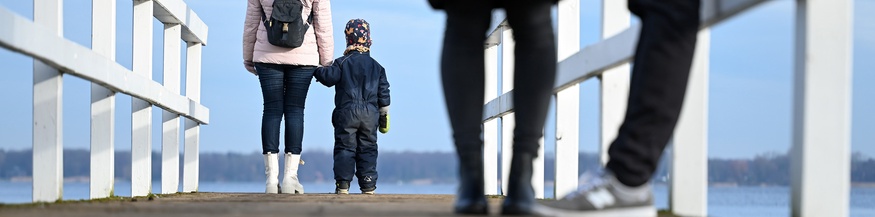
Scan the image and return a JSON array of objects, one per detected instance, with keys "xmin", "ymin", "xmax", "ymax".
[{"xmin": 314, "ymin": 19, "xmax": 390, "ymax": 195}]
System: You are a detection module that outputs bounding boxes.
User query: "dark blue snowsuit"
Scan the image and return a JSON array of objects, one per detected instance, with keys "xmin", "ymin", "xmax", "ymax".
[{"xmin": 314, "ymin": 51, "xmax": 390, "ymax": 191}]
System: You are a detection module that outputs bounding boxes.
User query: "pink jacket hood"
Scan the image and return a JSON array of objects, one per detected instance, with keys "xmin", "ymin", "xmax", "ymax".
[{"xmin": 243, "ymin": 0, "xmax": 334, "ymax": 67}]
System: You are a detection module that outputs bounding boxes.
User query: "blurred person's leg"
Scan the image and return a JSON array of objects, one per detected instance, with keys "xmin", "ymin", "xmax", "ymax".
[
  {"xmin": 439, "ymin": 0, "xmax": 494, "ymax": 214},
  {"xmin": 539, "ymin": 0, "xmax": 700, "ymax": 214},
  {"xmin": 607, "ymin": 0, "xmax": 700, "ymax": 187},
  {"xmin": 501, "ymin": 0, "xmax": 557, "ymax": 215}
]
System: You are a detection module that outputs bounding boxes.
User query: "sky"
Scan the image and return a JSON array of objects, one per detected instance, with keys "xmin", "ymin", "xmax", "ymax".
[{"xmin": 0, "ymin": 0, "xmax": 873, "ymax": 159}]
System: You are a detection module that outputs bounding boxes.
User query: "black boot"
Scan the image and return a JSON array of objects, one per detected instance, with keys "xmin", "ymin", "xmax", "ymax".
[
  {"xmin": 454, "ymin": 153, "xmax": 488, "ymax": 215},
  {"xmin": 501, "ymin": 152, "xmax": 536, "ymax": 215}
]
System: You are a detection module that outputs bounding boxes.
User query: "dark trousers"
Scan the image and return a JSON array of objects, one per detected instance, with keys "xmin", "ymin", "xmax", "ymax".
[
  {"xmin": 440, "ymin": 0, "xmax": 557, "ymax": 159},
  {"xmin": 332, "ymin": 106, "xmax": 380, "ymax": 190},
  {"xmin": 606, "ymin": 0, "xmax": 701, "ymax": 187},
  {"xmin": 255, "ymin": 63, "xmax": 315, "ymax": 155}
]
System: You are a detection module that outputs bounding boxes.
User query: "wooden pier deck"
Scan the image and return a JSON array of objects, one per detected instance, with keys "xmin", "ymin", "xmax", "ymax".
[
  {"xmin": 0, "ymin": 193, "xmax": 677, "ymax": 217},
  {"xmin": 0, "ymin": 193, "xmax": 495, "ymax": 217}
]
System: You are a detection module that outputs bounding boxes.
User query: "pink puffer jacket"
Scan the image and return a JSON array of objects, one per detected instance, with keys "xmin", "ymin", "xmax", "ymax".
[{"xmin": 243, "ymin": 0, "xmax": 333, "ymax": 68}]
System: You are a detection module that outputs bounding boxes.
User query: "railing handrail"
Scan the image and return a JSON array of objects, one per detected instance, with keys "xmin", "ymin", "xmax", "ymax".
[
  {"xmin": 153, "ymin": 0, "xmax": 208, "ymax": 45},
  {"xmin": 481, "ymin": 0, "xmax": 767, "ymax": 122},
  {"xmin": 0, "ymin": 6, "xmax": 209, "ymax": 124}
]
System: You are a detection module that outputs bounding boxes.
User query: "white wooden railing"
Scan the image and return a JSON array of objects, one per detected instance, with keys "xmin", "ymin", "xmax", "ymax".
[
  {"xmin": 481, "ymin": 0, "xmax": 852, "ymax": 216},
  {"xmin": 0, "ymin": 0, "xmax": 209, "ymax": 202}
]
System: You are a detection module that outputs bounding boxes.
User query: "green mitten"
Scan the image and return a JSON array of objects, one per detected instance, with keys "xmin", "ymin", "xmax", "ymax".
[{"xmin": 379, "ymin": 113, "xmax": 390, "ymax": 134}]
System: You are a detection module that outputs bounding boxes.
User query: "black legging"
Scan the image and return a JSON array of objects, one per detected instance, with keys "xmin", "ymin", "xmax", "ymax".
[
  {"xmin": 606, "ymin": 0, "xmax": 700, "ymax": 187},
  {"xmin": 440, "ymin": 0, "xmax": 556, "ymax": 158}
]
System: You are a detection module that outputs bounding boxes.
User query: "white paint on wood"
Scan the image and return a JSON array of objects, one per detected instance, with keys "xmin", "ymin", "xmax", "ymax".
[
  {"xmin": 152, "ymin": 0, "xmax": 208, "ymax": 44},
  {"xmin": 791, "ymin": 0, "xmax": 853, "ymax": 216},
  {"xmin": 183, "ymin": 42, "xmax": 203, "ymax": 193},
  {"xmin": 183, "ymin": 119, "xmax": 200, "ymax": 193},
  {"xmin": 554, "ymin": 88, "xmax": 580, "ymax": 199},
  {"xmin": 499, "ymin": 25, "xmax": 515, "ymax": 195},
  {"xmin": 553, "ymin": 0, "xmax": 581, "ymax": 199},
  {"xmin": 481, "ymin": 0, "xmax": 769, "ymax": 121},
  {"xmin": 31, "ymin": 0, "xmax": 63, "ymax": 203},
  {"xmin": 131, "ymin": 0, "xmax": 154, "ymax": 197},
  {"xmin": 0, "ymin": 7, "xmax": 209, "ymax": 124},
  {"xmin": 533, "ymin": 137, "xmax": 544, "ymax": 199},
  {"xmin": 500, "ymin": 115, "xmax": 514, "ymax": 195},
  {"xmin": 483, "ymin": 44, "xmax": 499, "ymax": 195},
  {"xmin": 90, "ymin": 0, "xmax": 117, "ymax": 200},
  {"xmin": 670, "ymin": 29, "xmax": 710, "ymax": 217},
  {"xmin": 598, "ymin": 0, "xmax": 630, "ymax": 166},
  {"xmin": 161, "ymin": 23, "xmax": 182, "ymax": 194}
]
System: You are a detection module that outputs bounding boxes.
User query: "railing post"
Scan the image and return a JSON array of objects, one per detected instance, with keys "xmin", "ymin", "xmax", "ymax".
[
  {"xmin": 183, "ymin": 41, "xmax": 203, "ymax": 193},
  {"xmin": 791, "ymin": 0, "xmax": 853, "ymax": 216},
  {"xmin": 533, "ymin": 137, "xmax": 544, "ymax": 198},
  {"xmin": 32, "ymin": 0, "xmax": 64, "ymax": 203},
  {"xmin": 500, "ymin": 24, "xmax": 515, "ymax": 195},
  {"xmin": 90, "ymin": 0, "xmax": 117, "ymax": 199},
  {"xmin": 131, "ymin": 0, "xmax": 154, "ymax": 197},
  {"xmin": 598, "ymin": 0, "xmax": 631, "ymax": 166},
  {"xmin": 670, "ymin": 29, "xmax": 710, "ymax": 217},
  {"xmin": 553, "ymin": 0, "xmax": 581, "ymax": 199},
  {"xmin": 484, "ymin": 43, "xmax": 500, "ymax": 195},
  {"xmin": 161, "ymin": 23, "xmax": 182, "ymax": 194}
]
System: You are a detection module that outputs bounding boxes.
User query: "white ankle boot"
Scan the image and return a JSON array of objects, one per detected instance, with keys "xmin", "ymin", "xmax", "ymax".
[
  {"xmin": 281, "ymin": 153, "xmax": 305, "ymax": 194},
  {"xmin": 264, "ymin": 153, "xmax": 279, "ymax": 194}
]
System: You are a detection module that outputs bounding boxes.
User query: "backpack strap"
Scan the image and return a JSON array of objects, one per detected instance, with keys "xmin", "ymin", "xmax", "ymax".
[
  {"xmin": 306, "ymin": 6, "xmax": 314, "ymax": 24},
  {"xmin": 260, "ymin": 4, "xmax": 267, "ymax": 21}
]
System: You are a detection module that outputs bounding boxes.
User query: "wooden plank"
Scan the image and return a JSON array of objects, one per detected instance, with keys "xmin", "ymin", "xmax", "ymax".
[
  {"xmin": 183, "ymin": 42, "xmax": 203, "ymax": 193},
  {"xmin": 791, "ymin": 0, "xmax": 853, "ymax": 216},
  {"xmin": 597, "ymin": 0, "xmax": 631, "ymax": 166},
  {"xmin": 131, "ymin": 0, "xmax": 154, "ymax": 197},
  {"xmin": 670, "ymin": 29, "xmax": 711, "ymax": 217},
  {"xmin": 31, "ymin": 0, "xmax": 64, "ymax": 203},
  {"xmin": 553, "ymin": 0, "xmax": 580, "ymax": 200},
  {"xmin": 483, "ymin": 44, "xmax": 499, "ymax": 195},
  {"xmin": 90, "ymin": 0, "xmax": 117, "ymax": 200},
  {"xmin": 161, "ymin": 23, "xmax": 182, "ymax": 194},
  {"xmin": 153, "ymin": 0, "xmax": 208, "ymax": 44}
]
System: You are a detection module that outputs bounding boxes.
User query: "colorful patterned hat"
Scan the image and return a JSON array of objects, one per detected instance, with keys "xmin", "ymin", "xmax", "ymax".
[{"xmin": 345, "ymin": 19, "xmax": 371, "ymax": 48}]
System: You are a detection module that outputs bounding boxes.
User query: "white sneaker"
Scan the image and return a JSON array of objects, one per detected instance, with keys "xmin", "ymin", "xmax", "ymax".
[{"xmin": 537, "ymin": 171, "xmax": 656, "ymax": 217}]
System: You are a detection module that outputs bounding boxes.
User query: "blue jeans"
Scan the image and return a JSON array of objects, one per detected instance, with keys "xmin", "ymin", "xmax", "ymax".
[{"xmin": 255, "ymin": 63, "xmax": 315, "ymax": 154}]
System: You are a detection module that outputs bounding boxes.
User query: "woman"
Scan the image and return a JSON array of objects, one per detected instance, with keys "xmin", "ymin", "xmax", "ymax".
[{"xmin": 242, "ymin": 0, "xmax": 333, "ymax": 194}]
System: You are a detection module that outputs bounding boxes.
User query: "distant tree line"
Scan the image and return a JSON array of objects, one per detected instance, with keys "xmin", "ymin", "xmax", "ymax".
[{"xmin": 1, "ymin": 149, "xmax": 873, "ymax": 185}]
